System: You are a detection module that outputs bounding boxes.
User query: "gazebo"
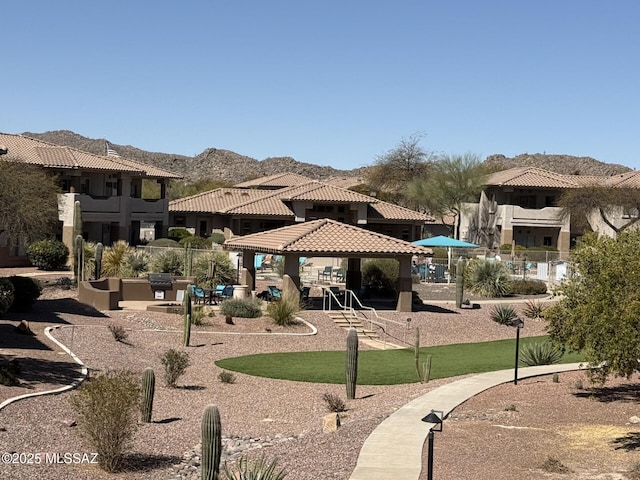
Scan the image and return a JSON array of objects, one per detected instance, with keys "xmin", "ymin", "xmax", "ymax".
[{"xmin": 223, "ymin": 218, "xmax": 431, "ymax": 312}]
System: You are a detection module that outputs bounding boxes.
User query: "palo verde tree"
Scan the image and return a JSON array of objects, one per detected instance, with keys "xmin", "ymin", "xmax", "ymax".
[
  {"xmin": 364, "ymin": 133, "xmax": 436, "ymax": 208},
  {"xmin": 544, "ymin": 231, "xmax": 640, "ymax": 382},
  {"xmin": 406, "ymin": 153, "xmax": 487, "ymax": 239},
  {"xmin": 0, "ymin": 160, "xmax": 60, "ymax": 245}
]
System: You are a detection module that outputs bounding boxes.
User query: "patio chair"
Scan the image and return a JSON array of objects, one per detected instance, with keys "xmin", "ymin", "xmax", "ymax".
[
  {"xmin": 192, "ymin": 286, "xmax": 207, "ymax": 304},
  {"xmin": 318, "ymin": 266, "xmax": 332, "ymax": 282},
  {"xmin": 334, "ymin": 268, "xmax": 345, "ymax": 283}
]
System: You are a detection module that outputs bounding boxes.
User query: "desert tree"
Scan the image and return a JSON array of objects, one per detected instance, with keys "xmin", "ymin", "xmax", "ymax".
[
  {"xmin": 0, "ymin": 160, "xmax": 60, "ymax": 246},
  {"xmin": 407, "ymin": 153, "xmax": 487, "ymax": 239},
  {"xmin": 557, "ymin": 184, "xmax": 640, "ymax": 236},
  {"xmin": 544, "ymin": 231, "xmax": 640, "ymax": 382},
  {"xmin": 364, "ymin": 133, "xmax": 436, "ymax": 207}
]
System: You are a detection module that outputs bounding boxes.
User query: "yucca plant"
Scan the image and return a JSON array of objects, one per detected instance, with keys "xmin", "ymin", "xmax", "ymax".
[
  {"xmin": 192, "ymin": 251, "xmax": 236, "ymax": 286},
  {"xmin": 465, "ymin": 259, "xmax": 512, "ymax": 297},
  {"xmin": 266, "ymin": 297, "xmax": 300, "ymax": 326},
  {"xmin": 102, "ymin": 241, "xmax": 135, "ymax": 278},
  {"xmin": 122, "ymin": 249, "xmax": 151, "ymax": 278},
  {"xmin": 221, "ymin": 456, "xmax": 287, "ymax": 480},
  {"xmin": 149, "ymin": 249, "xmax": 183, "ymax": 276},
  {"xmin": 522, "ymin": 299, "xmax": 547, "ymax": 320},
  {"xmin": 519, "ymin": 341, "xmax": 564, "ymax": 366},
  {"xmin": 489, "ymin": 304, "xmax": 518, "ymax": 326}
]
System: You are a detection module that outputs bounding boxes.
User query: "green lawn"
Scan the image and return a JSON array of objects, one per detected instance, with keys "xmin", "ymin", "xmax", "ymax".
[{"xmin": 215, "ymin": 336, "xmax": 584, "ymax": 385}]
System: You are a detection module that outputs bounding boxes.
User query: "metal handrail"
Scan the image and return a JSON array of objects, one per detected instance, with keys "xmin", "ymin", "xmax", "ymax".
[{"xmin": 322, "ymin": 287, "xmax": 410, "ymax": 347}]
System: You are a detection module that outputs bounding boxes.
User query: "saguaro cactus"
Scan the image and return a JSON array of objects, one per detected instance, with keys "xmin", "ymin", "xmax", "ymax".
[
  {"xmin": 345, "ymin": 327, "xmax": 359, "ymax": 400},
  {"xmin": 74, "ymin": 235, "xmax": 85, "ymax": 283},
  {"xmin": 94, "ymin": 242, "xmax": 104, "ymax": 280},
  {"xmin": 141, "ymin": 367, "xmax": 155, "ymax": 423},
  {"xmin": 201, "ymin": 404, "xmax": 222, "ymax": 480},
  {"xmin": 183, "ymin": 245, "xmax": 193, "ymax": 277},
  {"xmin": 183, "ymin": 285, "xmax": 192, "ymax": 347},
  {"xmin": 455, "ymin": 257, "xmax": 466, "ymax": 309}
]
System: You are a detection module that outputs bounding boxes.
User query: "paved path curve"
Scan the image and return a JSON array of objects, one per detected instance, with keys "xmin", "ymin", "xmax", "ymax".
[{"xmin": 349, "ymin": 363, "xmax": 584, "ymax": 480}]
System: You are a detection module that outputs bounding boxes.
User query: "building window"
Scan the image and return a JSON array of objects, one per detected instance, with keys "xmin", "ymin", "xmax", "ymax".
[
  {"xmin": 544, "ymin": 195, "xmax": 556, "ymax": 207},
  {"xmin": 543, "ymin": 236, "xmax": 552, "ymax": 246},
  {"xmin": 174, "ymin": 216, "xmax": 186, "ymax": 227},
  {"xmin": 337, "ymin": 205, "xmax": 345, "ymax": 213},
  {"xmin": 516, "ymin": 195, "xmax": 536, "ymax": 209}
]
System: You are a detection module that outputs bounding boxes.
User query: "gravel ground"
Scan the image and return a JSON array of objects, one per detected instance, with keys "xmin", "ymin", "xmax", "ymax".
[{"xmin": 0, "ymin": 269, "xmax": 638, "ymax": 480}]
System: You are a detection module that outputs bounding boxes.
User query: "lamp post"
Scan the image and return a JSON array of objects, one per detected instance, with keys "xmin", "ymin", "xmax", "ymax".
[
  {"xmin": 512, "ymin": 317, "xmax": 524, "ymax": 384},
  {"xmin": 421, "ymin": 409, "xmax": 444, "ymax": 480}
]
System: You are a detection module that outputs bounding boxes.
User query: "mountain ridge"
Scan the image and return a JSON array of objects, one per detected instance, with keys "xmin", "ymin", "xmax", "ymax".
[{"xmin": 20, "ymin": 130, "xmax": 632, "ymax": 183}]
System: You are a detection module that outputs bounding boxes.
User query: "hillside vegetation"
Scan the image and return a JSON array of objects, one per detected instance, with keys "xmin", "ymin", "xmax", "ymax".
[{"xmin": 22, "ymin": 130, "xmax": 631, "ymax": 183}]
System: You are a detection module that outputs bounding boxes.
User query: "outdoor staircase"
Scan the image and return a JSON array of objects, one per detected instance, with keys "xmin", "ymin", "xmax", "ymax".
[{"xmin": 325, "ymin": 310, "xmax": 381, "ymax": 340}]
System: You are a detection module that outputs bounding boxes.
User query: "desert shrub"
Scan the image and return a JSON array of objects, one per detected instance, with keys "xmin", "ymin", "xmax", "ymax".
[
  {"xmin": 149, "ymin": 249, "xmax": 183, "ymax": 276},
  {"xmin": 540, "ymin": 457, "xmax": 570, "ymax": 474},
  {"xmin": 464, "ymin": 258, "xmax": 512, "ymax": 297},
  {"xmin": 191, "ymin": 251, "xmax": 236, "ymax": 286},
  {"xmin": 209, "ymin": 232, "xmax": 226, "ymax": 245},
  {"xmin": 167, "ymin": 227, "xmax": 192, "ymax": 243},
  {"xmin": 56, "ymin": 276, "xmax": 74, "ymax": 288},
  {"xmin": 0, "ymin": 358, "xmax": 20, "ymax": 386},
  {"xmin": 190, "ymin": 308, "xmax": 206, "ymax": 326},
  {"xmin": 519, "ymin": 342, "xmax": 564, "ymax": 366},
  {"xmin": 508, "ymin": 279, "xmax": 548, "ymax": 295},
  {"xmin": 222, "ymin": 456, "xmax": 287, "ymax": 480},
  {"xmin": 362, "ymin": 258, "xmax": 399, "ymax": 296},
  {"xmin": 102, "ymin": 241, "xmax": 135, "ymax": 278},
  {"xmin": 322, "ymin": 392, "xmax": 347, "ymax": 413},
  {"xmin": 69, "ymin": 370, "xmax": 141, "ymax": 472},
  {"xmin": 108, "ymin": 324, "xmax": 128, "ymax": 343},
  {"xmin": 179, "ymin": 236, "xmax": 212, "ymax": 249},
  {"xmin": 522, "ymin": 299, "xmax": 547, "ymax": 320},
  {"xmin": 0, "ymin": 278, "xmax": 15, "ymax": 316},
  {"xmin": 220, "ymin": 298, "xmax": 263, "ymax": 318},
  {"xmin": 26, "ymin": 239, "xmax": 69, "ymax": 270},
  {"xmin": 160, "ymin": 349, "xmax": 190, "ymax": 387},
  {"xmin": 122, "ymin": 249, "xmax": 151, "ymax": 278},
  {"xmin": 266, "ymin": 297, "xmax": 300, "ymax": 326},
  {"xmin": 489, "ymin": 304, "xmax": 518, "ymax": 326},
  {"xmin": 218, "ymin": 370, "xmax": 236, "ymax": 384},
  {"xmin": 7, "ymin": 276, "xmax": 42, "ymax": 312},
  {"xmin": 146, "ymin": 238, "xmax": 180, "ymax": 248}
]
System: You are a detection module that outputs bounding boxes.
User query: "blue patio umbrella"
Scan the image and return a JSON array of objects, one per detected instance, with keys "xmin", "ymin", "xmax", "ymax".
[{"xmin": 412, "ymin": 236, "xmax": 479, "ymax": 282}]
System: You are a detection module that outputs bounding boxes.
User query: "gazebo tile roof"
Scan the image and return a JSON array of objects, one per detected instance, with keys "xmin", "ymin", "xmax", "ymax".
[{"xmin": 224, "ymin": 218, "xmax": 431, "ymax": 255}]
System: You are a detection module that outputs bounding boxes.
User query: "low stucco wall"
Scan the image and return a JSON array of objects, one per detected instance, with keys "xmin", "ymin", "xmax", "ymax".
[{"xmin": 78, "ymin": 276, "xmax": 195, "ymax": 311}]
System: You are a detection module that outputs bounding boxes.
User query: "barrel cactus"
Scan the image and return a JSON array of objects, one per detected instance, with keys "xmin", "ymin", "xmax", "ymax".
[
  {"xmin": 201, "ymin": 404, "xmax": 222, "ymax": 480},
  {"xmin": 140, "ymin": 367, "xmax": 155, "ymax": 423},
  {"xmin": 345, "ymin": 327, "xmax": 359, "ymax": 400}
]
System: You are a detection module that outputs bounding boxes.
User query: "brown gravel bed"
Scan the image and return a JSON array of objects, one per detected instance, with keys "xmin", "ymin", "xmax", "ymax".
[{"xmin": 1, "ymin": 270, "xmax": 638, "ymax": 479}]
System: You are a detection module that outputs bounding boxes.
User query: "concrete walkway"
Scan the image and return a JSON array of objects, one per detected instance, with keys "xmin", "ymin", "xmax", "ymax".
[{"xmin": 349, "ymin": 362, "xmax": 584, "ymax": 480}]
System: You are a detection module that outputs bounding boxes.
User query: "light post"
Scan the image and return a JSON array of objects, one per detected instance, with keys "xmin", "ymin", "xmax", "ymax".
[
  {"xmin": 421, "ymin": 409, "xmax": 444, "ymax": 480},
  {"xmin": 512, "ymin": 317, "xmax": 524, "ymax": 385}
]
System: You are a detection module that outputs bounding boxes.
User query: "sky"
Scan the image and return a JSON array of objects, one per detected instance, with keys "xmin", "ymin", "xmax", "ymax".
[{"xmin": 3, "ymin": 1, "xmax": 640, "ymax": 171}]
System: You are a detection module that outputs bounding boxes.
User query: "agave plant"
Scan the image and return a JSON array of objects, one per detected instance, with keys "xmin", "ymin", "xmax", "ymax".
[
  {"xmin": 522, "ymin": 299, "xmax": 547, "ymax": 320},
  {"xmin": 122, "ymin": 249, "xmax": 152, "ymax": 278},
  {"xmin": 489, "ymin": 304, "xmax": 518, "ymax": 326},
  {"xmin": 519, "ymin": 342, "xmax": 564, "ymax": 366},
  {"xmin": 149, "ymin": 249, "xmax": 184, "ymax": 276},
  {"xmin": 222, "ymin": 456, "xmax": 287, "ymax": 480}
]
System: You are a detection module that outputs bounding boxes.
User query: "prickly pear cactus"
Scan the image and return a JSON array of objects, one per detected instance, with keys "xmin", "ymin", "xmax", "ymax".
[
  {"xmin": 201, "ymin": 404, "xmax": 222, "ymax": 480},
  {"xmin": 141, "ymin": 368, "xmax": 155, "ymax": 423},
  {"xmin": 346, "ymin": 327, "xmax": 359, "ymax": 400}
]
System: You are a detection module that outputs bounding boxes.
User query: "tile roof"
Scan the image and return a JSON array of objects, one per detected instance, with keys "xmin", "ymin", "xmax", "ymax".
[
  {"xmin": 485, "ymin": 167, "xmax": 585, "ymax": 188},
  {"xmin": 602, "ymin": 170, "xmax": 640, "ymax": 188},
  {"xmin": 171, "ymin": 178, "xmax": 431, "ymax": 222},
  {"xmin": 224, "ymin": 218, "xmax": 432, "ymax": 256},
  {"xmin": 169, "ymin": 188, "xmax": 269, "ymax": 213},
  {"xmin": 0, "ymin": 132, "xmax": 180, "ymax": 178},
  {"xmin": 234, "ymin": 173, "xmax": 314, "ymax": 188}
]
